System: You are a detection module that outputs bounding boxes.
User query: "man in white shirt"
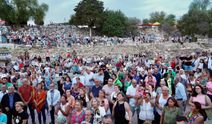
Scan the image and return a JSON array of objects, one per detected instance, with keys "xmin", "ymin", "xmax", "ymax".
[
  {"xmin": 126, "ymin": 79, "xmax": 138, "ymax": 115},
  {"xmin": 47, "ymin": 83, "xmax": 61, "ymax": 124},
  {"xmin": 84, "ymin": 68, "xmax": 94, "ymax": 88}
]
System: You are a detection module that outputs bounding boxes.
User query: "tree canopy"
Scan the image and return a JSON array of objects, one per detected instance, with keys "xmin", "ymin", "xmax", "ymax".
[
  {"xmin": 177, "ymin": 0, "xmax": 212, "ymax": 36},
  {"xmin": 69, "ymin": 0, "xmax": 140, "ymax": 37},
  {"xmin": 101, "ymin": 10, "xmax": 128, "ymax": 37},
  {"xmin": 69, "ymin": 0, "xmax": 104, "ymax": 28},
  {"xmin": 0, "ymin": 0, "xmax": 48, "ymax": 25},
  {"xmin": 142, "ymin": 11, "xmax": 176, "ymax": 35}
]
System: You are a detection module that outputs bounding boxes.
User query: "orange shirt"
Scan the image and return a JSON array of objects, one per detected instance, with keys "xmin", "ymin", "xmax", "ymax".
[{"xmin": 34, "ymin": 90, "xmax": 47, "ymax": 112}]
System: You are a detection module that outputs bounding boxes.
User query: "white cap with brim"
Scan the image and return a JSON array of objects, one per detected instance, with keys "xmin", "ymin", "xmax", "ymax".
[{"xmin": 1, "ymin": 74, "xmax": 8, "ymax": 79}]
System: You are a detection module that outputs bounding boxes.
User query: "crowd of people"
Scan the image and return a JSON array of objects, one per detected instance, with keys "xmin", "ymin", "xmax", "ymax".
[
  {"xmin": 0, "ymin": 41, "xmax": 212, "ymax": 124},
  {"xmin": 0, "ymin": 25, "xmax": 129, "ymax": 47}
]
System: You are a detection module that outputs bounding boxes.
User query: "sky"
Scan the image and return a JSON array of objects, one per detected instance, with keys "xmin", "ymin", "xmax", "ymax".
[{"xmin": 38, "ymin": 0, "xmax": 193, "ymax": 24}]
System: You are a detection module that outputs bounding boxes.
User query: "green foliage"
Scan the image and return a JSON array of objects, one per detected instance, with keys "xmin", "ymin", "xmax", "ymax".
[
  {"xmin": 101, "ymin": 10, "xmax": 128, "ymax": 37},
  {"xmin": 189, "ymin": 0, "xmax": 211, "ymax": 11},
  {"xmin": 143, "ymin": 11, "xmax": 176, "ymax": 35},
  {"xmin": 125, "ymin": 17, "xmax": 141, "ymax": 37},
  {"xmin": 0, "ymin": 0, "xmax": 48, "ymax": 25},
  {"xmin": 149, "ymin": 11, "xmax": 166, "ymax": 24},
  {"xmin": 70, "ymin": 0, "xmax": 104, "ymax": 28},
  {"xmin": 70, "ymin": 0, "xmax": 140, "ymax": 37},
  {"xmin": 178, "ymin": 0, "xmax": 212, "ymax": 37}
]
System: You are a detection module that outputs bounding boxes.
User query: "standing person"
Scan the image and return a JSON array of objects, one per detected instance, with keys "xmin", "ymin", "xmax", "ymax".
[
  {"xmin": 13, "ymin": 102, "xmax": 29, "ymax": 124},
  {"xmin": 186, "ymin": 102, "xmax": 207, "ymax": 124},
  {"xmin": 138, "ymin": 92, "xmax": 155, "ymax": 124},
  {"xmin": 47, "ymin": 83, "xmax": 61, "ymax": 124},
  {"xmin": 113, "ymin": 92, "xmax": 132, "ymax": 124},
  {"xmin": 81, "ymin": 109, "xmax": 93, "ymax": 124},
  {"xmin": 91, "ymin": 98, "xmax": 106, "ymax": 124},
  {"xmin": 126, "ymin": 79, "xmax": 138, "ymax": 115},
  {"xmin": 102, "ymin": 78, "xmax": 115, "ymax": 101},
  {"xmin": 18, "ymin": 78, "xmax": 35, "ymax": 124},
  {"xmin": 55, "ymin": 95, "xmax": 68, "ymax": 124},
  {"xmin": 34, "ymin": 83, "xmax": 47, "ymax": 124},
  {"xmin": 189, "ymin": 84, "xmax": 212, "ymax": 119},
  {"xmin": 153, "ymin": 68, "xmax": 162, "ymax": 89},
  {"xmin": 160, "ymin": 97, "xmax": 181, "ymax": 124},
  {"xmin": 90, "ymin": 78, "xmax": 102, "ymax": 98},
  {"xmin": 62, "ymin": 76, "xmax": 72, "ymax": 92},
  {"xmin": 97, "ymin": 90, "xmax": 109, "ymax": 113},
  {"xmin": 175, "ymin": 77, "xmax": 187, "ymax": 112},
  {"xmin": 189, "ymin": 84, "xmax": 212, "ymax": 109},
  {"xmin": 1, "ymin": 85, "xmax": 22, "ymax": 124},
  {"xmin": 155, "ymin": 86, "xmax": 170, "ymax": 124},
  {"xmin": 69, "ymin": 100, "xmax": 85, "ymax": 124}
]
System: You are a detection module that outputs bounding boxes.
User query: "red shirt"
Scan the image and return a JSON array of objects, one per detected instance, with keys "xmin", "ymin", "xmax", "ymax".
[
  {"xmin": 77, "ymin": 82, "xmax": 84, "ymax": 89},
  {"xmin": 19, "ymin": 63, "xmax": 24, "ymax": 69},
  {"xmin": 18, "ymin": 85, "xmax": 34, "ymax": 103}
]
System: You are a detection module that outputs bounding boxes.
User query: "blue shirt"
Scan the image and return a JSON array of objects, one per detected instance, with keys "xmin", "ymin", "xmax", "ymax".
[
  {"xmin": 91, "ymin": 86, "xmax": 102, "ymax": 97},
  {"xmin": 9, "ymin": 94, "xmax": 14, "ymax": 109},
  {"xmin": 0, "ymin": 113, "xmax": 7, "ymax": 123},
  {"xmin": 175, "ymin": 82, "xmax": 187, "ymax": 101}
]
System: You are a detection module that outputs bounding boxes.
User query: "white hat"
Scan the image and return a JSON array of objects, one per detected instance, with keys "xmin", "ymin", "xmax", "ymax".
[{"xmin": 1, "ymin": 74, "xmax": 8, "ymax": 79}]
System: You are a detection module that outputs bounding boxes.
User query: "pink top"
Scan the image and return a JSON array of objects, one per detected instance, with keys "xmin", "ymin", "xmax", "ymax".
[
  {"xmin": 192, "ymin": 95, "xmax": 206, "ymax": 106},
  {"xmin": 206, "ymin": 81, "xmax": 212, "ymax": 95},
  {"xmin": 70, "ymin": 110, "xmax": 85, "ymax": 124}
]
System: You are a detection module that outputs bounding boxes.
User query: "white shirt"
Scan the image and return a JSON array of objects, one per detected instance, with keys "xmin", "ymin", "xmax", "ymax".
[
  {"xmin": 126, "ymin": 85, "xmax": 137, "ymax": 107},
  {"xmin": 84, "ymin": 72, "xmax": 94, "ymax": 86},
  {"xmin": 156, "ymin": 94, "xmax": 170, "ymax": 115},
  {"xmin": 0, "ymin": 91, "xmax": 7, "ymax": 102},
  {"xmin": 47, "ymin": 89, "xmax": 61, "ymax": 106},
  {"xmin": 139, "ymin": 101, "xmax": 154, "ymax": 121}
]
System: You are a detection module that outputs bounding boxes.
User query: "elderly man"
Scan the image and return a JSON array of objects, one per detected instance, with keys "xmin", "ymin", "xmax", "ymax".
[
  {"xmin": 175, "ymin": 76, "xmax": 187, "ymax": 112},
  {"xmin": 18, "ymin": 78, "xmax": 35, "ymax": 124},
  {"xmin": 47, "ymin": 83, "xmax": 61, "ymax": 124},
  {"xmin": 1, "ymin": 85, "xmax": 22, "ymax": 124}
]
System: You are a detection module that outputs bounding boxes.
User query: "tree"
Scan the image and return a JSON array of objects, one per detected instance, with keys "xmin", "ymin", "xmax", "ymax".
[
  {"xmin": 189, "ymin": 0, "xmax": 211, "ymax": 11},
  {"xmin": 69, "ymin": 0, "xmax": 104, "ymax": 37},
  {"xmin": 149, "ymin": 11, "xmax": 166, "ymax": 24},
  {"xmin": 142, "ymin": 19, "xmax": 149, "ymax": 24},
  {"xmin": 101, "ymin": 10, "xmax": 128, "ymax": 37},
  {"xmin": 0, "ymin": 0, "xmax": 48, "ymax": 25},
  {"xmin": 177, "ymin": 0, "xmax": 212, "ymax": 36},
  {"xmin": 143, "ymin": 11, "xmax": 176, "ymax": 35},
  {"xmin": 34, "ymin": 3, "xmax": 49, "ymax": 25},
  {"xmin": 126, "ymin": 17, "xmax": 141, "ymax": 37}
]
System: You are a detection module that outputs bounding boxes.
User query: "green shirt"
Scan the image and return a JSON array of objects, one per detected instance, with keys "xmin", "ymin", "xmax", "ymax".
[
  {"xmin": 163, "ymin": 106, "xmax": 181, "ymax": 124},
  {"xmin": 124, "ymin": 81, "xmax": 131, "ymax": 92},
  {"xmin": 0, "ymin": 82, "xmax": 13, "ymax": 89}
]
